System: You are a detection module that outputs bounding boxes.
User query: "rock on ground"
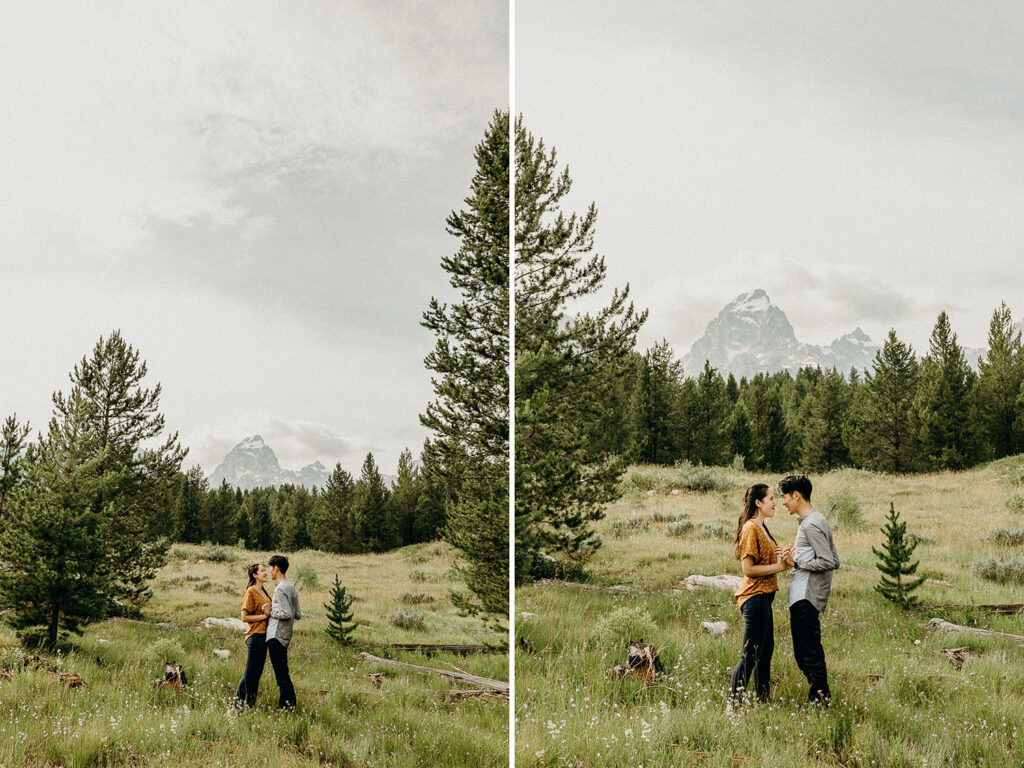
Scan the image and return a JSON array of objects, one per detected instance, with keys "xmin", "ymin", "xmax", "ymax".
[
  {"xmin": 202, "ymin": 617, "xmax": 247, "ymax": 632},
  {"xmin": 700, "ymin": 621, "xmax": 729, "ymax": 636},
  {"xmin": 681, "ymin": 574, "xmax": 742, "ymax": 592}
]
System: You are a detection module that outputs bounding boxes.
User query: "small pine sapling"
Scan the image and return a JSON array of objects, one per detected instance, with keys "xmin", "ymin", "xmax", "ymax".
[
  {"xmin": 872, "ymin": 502, "xmax": 926, "ymax": 608},
  {"xmin": 324, "ymin": 575, "xmax": 358, "ymax": 644}
]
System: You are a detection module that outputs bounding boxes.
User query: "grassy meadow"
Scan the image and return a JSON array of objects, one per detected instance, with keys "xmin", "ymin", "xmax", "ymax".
[
  {"xmin": 0, "ymin": 541, "xmax": 508, "ymax": 768},
  {"xmin": 516, "ymin": 457, "xmax": 1024, "ymax": 767}
]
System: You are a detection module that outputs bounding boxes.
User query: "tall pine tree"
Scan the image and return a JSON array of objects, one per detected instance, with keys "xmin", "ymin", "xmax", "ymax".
[
  {"xmin": 0, "ymin": 391, "xmax": 115, "ymax": 648},
  {"xmin": 0, "ymin": 414, "xmax": 31, "ymax": 522},
  {"xmin": 977, "ymin": 303, "xmax": 1023, "ymax": 459},
  {"xmin": 851, "ymin": 330, "xmax": 921, "ymax": 473},
  {"xmin": 420, "ymin": 111, "xmax": 509, "ymax": 617},
  {"xmin": 515, "ymin": 116, "xmax": 646, "ymax": 572},
  {"xmin": 916, "ymin": 312, "xmax": 977, "ymax": 470}
]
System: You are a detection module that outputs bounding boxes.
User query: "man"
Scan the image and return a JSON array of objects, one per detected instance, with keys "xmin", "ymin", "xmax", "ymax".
[
  {"xmin": 778, "ymin": 474, "xmax": 839, "ymax": 705},
  {"xmin": 266, "ymin": 554, "xmax": 302, "ymax": 710}
]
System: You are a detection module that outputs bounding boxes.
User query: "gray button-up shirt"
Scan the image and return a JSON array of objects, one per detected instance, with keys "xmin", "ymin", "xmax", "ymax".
[
  {"xmin": 266, "ymin": 578, "xmax": 302, "ymax": 647},
  {"xmin": 786, "ymin": 508, "xmax": 840, "ymax": 613}
]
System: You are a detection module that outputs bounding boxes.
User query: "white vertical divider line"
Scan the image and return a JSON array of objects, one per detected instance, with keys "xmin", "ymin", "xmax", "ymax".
[{"xmin": 507, "ymin": 0, "xmax": 516, "ymax": 765}]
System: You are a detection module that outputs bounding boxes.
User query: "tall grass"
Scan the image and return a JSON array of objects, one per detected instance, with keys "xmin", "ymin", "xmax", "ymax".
[
  {"xmin": 516, "ymin": 462, "xmax": 1024, "ymax": 767},
  {"xmin": 1, "ymin": 542, "xmax": 507, "ymax": 768}
]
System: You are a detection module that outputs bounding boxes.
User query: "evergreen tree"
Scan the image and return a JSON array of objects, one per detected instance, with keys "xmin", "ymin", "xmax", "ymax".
[
  {"xmin": 350, "ymin": 453, "xmax": 392, "ymax": 552},
  {"xmin": 421, "ymin": 111, "xmax": 509, "ymax": 617},
  {"xmin": 242, "ymin": 490, "xmax": 276, "ymax": 551},
  {"xmin": 60, "ymin": 331, "xmax": 184, "ymax": 607},
  {"xmin": 744, "ymin": 376, "xmax": 790, "ymax": 471},
  {"xmin": 324, "ymin": 575, "xmax": 358, "ymax": 644},
  {"xmin": 630, "ymin": 341, "xmax": 683, "ymax": 463},
  {"xmin": 0, "ymin": 414, "xmax": 31, "ymax": 521},
  {"xmin": 515, "ymin": 116, "xmax": 645, "ymax": 572},
  {"xmin": 208, "ymin": 480, "xmax": 240, "ymax": 545},
  {"xmin": 725, "ymin": 373, "xmax": 740, "ymax": 404},
  {"xmin": 801, "ymin": 368, "xmax": 852, "ymax": 471},
  {"xmin": 0, "ymin": 392, "xmax": 114, "ymax": 648},
  {"xmin": 174, "ymin": 465, "xmax": 209, "ymax": 543},
  {"xmin": 872, "ymin": 502, "xmax": 925, "ymax": 608},
  {"xmin": 728, "ymin": 401, "xmax": 753, "ymax": 468},
  {"xmin": 977, "ymin": 303, "xmax": 1023, "ymax": 458},
  {"xmin": 279, "ymin": 486, "xmax": 314, "ymax": 551},
  {"xmin": 692, "ymin": 361, "xmax": 731, "ymax": 465},
  {"xmin": 916, "ymin": 312, "xmax": 977, "ymax": 469},
  {"xmin": 388, "ymin": 448, "xmax": 422, "ymax": 546},
  {"xmin": 313, "ymin": 464, "xmax": 355, "ymax": 553},
  {"xmin": 851, "ymin": 330, "xmax": 922, "ymax": 473}
]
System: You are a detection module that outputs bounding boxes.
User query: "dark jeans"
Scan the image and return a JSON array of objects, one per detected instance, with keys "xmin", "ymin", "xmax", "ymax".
[
  {"xmin": 267, "ymin": 638, "xmax": 296, "ymax": 710},
  {"xmin": 790, "ymin": 599, "xmax": 831, "ymax": 704},
  {"xmin": 729, "ymin": 592, "xmax": 775, "ymax": 703},
  {"xmin": 235, "ymin": 633, "xmax": 267, "ymax": 707}
]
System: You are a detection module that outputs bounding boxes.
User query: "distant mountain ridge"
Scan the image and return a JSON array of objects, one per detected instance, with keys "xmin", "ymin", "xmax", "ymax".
[
  {"xmin": 208, "ymin": 435, "xmax": 330, "ymax": 491},
  {"xmin": 681, "ymin": 289, "xmax": 880, "ymax": 379}
]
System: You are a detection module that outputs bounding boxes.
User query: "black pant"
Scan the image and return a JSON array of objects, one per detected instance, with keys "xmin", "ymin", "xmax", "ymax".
[
  {"xmin": 266, "ymin": 638, "xmax": 296, "ymax": 710},
  {"xmin": 235, "ymin": 633, "xmax": 267, "ymax": 707},
  {"xmin": 729, "ymin": 592, "xmax": 775, "ymax": 703},
  {"xmin": 790, "ymin": 599, "xmax": 831, "ymax": 704}
]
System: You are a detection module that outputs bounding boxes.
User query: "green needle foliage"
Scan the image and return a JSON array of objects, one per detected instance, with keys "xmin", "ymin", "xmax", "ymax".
[
  {"xmin": 324, "ymin": 575, "xmax": 358, "ymax": 645},
  {"xmin": 421, "ymin": 110, "xmax": 509, "ymax": 619},
  {"xmin": 872, "ymin": 502, "xmax": 926, "ymax": 608}
]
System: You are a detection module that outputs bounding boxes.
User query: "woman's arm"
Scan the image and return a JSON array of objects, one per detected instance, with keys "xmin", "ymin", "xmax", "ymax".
[{"xmin": 741, "ymin": 554, "xmax": 790, "ymax": 578}]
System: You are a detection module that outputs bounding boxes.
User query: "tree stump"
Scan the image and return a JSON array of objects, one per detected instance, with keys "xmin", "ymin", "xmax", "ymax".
[
  {"xmin": 612, "ymin": 640, "xmax": 663, "ymax": 682},
  {"xmin": 154, "ymin": 662, "xmax": 188, "ymax": 691}
]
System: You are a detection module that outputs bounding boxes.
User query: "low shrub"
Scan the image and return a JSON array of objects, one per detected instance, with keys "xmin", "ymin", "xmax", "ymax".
[
  {"xmin": 905, "ymin": 531, "xmax": 936, "ymax": 547},
  {"xmin": 294, "ymin": 564, "xmax": 320, "ymax": 590},
  {"xmin": 675, "ymin": 461, "xmax": 733, "ymax": 493},
  {"xmin": 825, "ymin": 487, "xmax": 866, "ymax": 531},
  {"xmin": 594, "ymin": 606, "xmax": 658, "ymax": 645},
  {"xmin": 974, "ymin": 556, "xmax": 1024, "ymax": 584},
  {"xmin": 698, "ymin": 522, "xmax": 732, "ymax": 540},
  {"xmin": 199, "ymin": 544, "xmax": 237, "ymax": 563},
  {"xmin": 398, "ymin": 591, "xmax": 435, "ymax": 605},
  {"xmin": 144, "ymin": 637, "xmax": 188, "ymax": 667},
  {"xmin": 388, "ymin": 610, "xmax": 426, "ymax": 631},
  {"xmin": 1006, "ymin": 494, "xmax": 1024, "ymax": 513},
  {"xmin": 987, "ymin": 526, "xmax": 1024, "ymax": 547},
  {"xmin": 666, "ymin": 520, "xmax": 695, "ymax": 537},
  {"xmin": 409, "ymin": 570, "xmax": 428, "ymax": 582},
  {"xmin": 192, "ymin": 577, "xmax": 212, "ymax": 591},
  {"xmin": 651, "ymin": 511, "xmax": 688, "ymax": 523}
]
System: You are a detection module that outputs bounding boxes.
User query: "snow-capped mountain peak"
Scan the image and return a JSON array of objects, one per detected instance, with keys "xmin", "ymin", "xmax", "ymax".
[
  {"xmin": 682, "ymin": 290, "xmax": 879, "ymax": 378},
  {"xmin": 208, "ymin": 436, "xmax": 331, "ymax": 490}
]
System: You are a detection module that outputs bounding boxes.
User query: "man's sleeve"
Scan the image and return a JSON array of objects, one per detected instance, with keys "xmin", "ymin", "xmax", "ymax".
[
  {"xmin": 795, "ymin": 523, "xmax": 839, "ymax": 572},
  {"xmin": 269, "ymin": 588, "xmax": 293, "ymax": 619}
]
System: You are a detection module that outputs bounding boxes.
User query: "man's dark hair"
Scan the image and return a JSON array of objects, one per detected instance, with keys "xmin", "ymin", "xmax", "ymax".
[
  {"xmin": 267, "ymin": 554, "xmax": 289, "ymax": 574},
  {"xmin": 779, "ymin": 474, "xmax": 812, "ymax": 502}
]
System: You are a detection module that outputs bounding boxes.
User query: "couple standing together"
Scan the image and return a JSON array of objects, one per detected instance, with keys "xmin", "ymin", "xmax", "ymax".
[
  {"xmin": 235, "ymin": 554, "xmax": 302, "ymax": 711},
  {"xmin": 729, "ymin": 474, "xmax": 839, "ymax": 707}
]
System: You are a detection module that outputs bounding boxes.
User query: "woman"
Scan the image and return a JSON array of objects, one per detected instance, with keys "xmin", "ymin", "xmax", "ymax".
[
  {"xmin": 728, "ymin": 483, "xmax": 792, "ymax": 705},
  {"xmin": 235, "ymin": 562, "xmax": 272, "ymax": 708}
]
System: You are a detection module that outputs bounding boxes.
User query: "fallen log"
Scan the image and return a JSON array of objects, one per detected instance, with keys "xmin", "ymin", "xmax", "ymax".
[
  {"xmin": 926, "ymin": 617, "xmax": 1024, "ymax": 645},
  {"xmin": 922, "ymin": 603, "xmax": 1024, "ymax": 615},
  {"xmin": 443, "ymin": 689, "xmax": 508, "ymax": 703},
  {"xmin": 360, "ymin": 642, "xmax": 499, "ymax": 655},
  {"xmin": 534, "ymin": 579, "xmax": 635, "ymax": 594},
  {"xmin": 357, "ymin": 652, "xmax": 508, "ymax": 692}
]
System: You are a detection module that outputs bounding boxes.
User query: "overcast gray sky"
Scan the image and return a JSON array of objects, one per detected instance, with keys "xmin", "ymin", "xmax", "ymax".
[
  {"xmin": 517, "ymin": 1, "xmax": 1023, "ymax": 367},
  {"xmin": 1, "ymin": 1, "xmax": 506, "ymax": 475}
]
